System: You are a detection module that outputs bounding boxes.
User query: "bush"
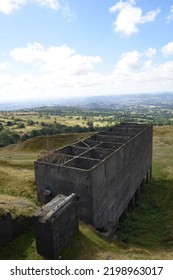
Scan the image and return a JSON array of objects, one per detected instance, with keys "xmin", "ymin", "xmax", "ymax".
[
  {"xmin": 0, "ymin": 130, "xmax": 20, "ymax": 147},
  {"xmin": 26, "ymin": 119, "xmax": 35, "ymax": 126},
  {"xmin": 17, "ymin": 123, "xmax": 25, "ymax": 129}
]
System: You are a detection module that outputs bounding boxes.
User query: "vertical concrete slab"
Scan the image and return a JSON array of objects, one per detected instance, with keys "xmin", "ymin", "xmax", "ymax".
[{"xmin": 34, "ymin": 194, "xmax": 78, "ymax": 259}]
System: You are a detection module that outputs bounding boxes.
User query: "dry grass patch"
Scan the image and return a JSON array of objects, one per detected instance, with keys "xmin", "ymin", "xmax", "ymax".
[{"xmin": 0, "ymin": 194, "xmax": 37, "ymax": 219}]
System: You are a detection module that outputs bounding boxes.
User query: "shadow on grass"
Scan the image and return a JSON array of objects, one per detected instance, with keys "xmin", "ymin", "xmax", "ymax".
[
  {"xmin": 61, "ymin": 229, "xmax": 100, "ymax": 260},
  {"xmin": 0, "ymin": 224, "xmax": 101, "ymax": 260},
  {"xmin": 0, "ymin": 226, "xmax": 43, "ymax": 260},
  {"xmin": 117, "ymin": 177, "xmax": 173, "ymax": 250}
]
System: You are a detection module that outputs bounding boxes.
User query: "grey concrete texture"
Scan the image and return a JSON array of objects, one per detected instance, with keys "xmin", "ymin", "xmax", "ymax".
[
  {"xmin": 34, "ymin": 194, "xmax": 78, "ymax": 259},
  {"xmin": 0, "ymin": 214, "xmax": 33, "ymax": 247}
]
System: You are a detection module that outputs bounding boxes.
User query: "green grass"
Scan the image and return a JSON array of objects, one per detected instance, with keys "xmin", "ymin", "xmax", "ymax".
[{"xmin": 0, "ymin": 127, "xmax": 173, "ymax": 259}]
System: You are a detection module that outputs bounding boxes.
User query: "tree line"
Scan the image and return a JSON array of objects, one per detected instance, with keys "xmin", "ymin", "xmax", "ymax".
[{"xmin": 0, "ymin": 121, "xmax": 98, "ymax": 148}]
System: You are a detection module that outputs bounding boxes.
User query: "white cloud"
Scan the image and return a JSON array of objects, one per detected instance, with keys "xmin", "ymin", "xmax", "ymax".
[
  {"xmin": 109, "ymin": 47, "xmax": 173, "ymax": 92},
  {"xmin": 0, "ymin": 61, "xmax": 11, "ymax": 70},
  {"xmin": 10, "ymin": 43, "xmax": 102, "ymax": 76},
  {"xmin": 1, "ymin": 43, "xmax": 173, "ymax": 102},
  {"xmin": 161, "ymin": 42, "xmax": 173, "ymax": 56},
  {"xmin": 10, "ymin": 43, "xmax": 46, "ymax": 63},
  {"xmin": 114, "ymin": 50, "xmax": 142, "ymax": 74},
  {"xmin": 36, "ymin": 0, "xmax": 59, "ymax": 10},
  {"xmin": 145, "ymin": 48, "xmax": 157, "ymax": 58},
  {"xmin": 109, "ymin": 0, "xmax": 160, "ymax": 36},
  {"xmin": 62, "ymin": 3, "xmax": 76, "ymax": 21},
  {"xmin": 166, "ymin": 5, "xmax": 173, "ymax": 23},
  {"xmin": 1, "ymin": 43, "xmax": 103, "ymax": 101},
  {"xmin": 0, "ymin": 0, "xmax": 26, "ymax": 14},
  {"xmin": 0, "ymin": 0, "xmax": 60, "ymax": 14}
]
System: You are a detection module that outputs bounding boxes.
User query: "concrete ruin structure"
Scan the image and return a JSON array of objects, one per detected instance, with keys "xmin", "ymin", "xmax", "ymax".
[
  {"xmin": 34, "ymin": 123, "xmax": 153, "ymax": 231},
  {"xmin": 34, "ymin": 193, "xmax": 78, "ymax": 259}
]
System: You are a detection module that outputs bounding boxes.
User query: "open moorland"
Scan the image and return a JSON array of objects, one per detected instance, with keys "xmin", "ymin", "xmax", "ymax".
[{"xmin": 0, "ymin": 124, "xmax": 173, "ymax": 260}]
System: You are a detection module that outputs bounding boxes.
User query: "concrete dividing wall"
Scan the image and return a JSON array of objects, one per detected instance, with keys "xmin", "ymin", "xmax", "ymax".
[
  {"xmin": 34, "ymin": 194, "xmax": 78, "ymax": 259},
  {"xmin": 34, "ymin": 123, "xmax": 153, "ymax": 231}
]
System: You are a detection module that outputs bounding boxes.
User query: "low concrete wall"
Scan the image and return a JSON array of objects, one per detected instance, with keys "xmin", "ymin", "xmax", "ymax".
[{"xmin": 0, "ymin": 214, "xmax": 33, "ymax": 247}]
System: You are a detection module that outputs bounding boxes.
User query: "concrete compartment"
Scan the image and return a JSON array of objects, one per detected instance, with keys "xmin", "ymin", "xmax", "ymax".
[
  {"xmin": 97, "ymin": 142, "xmax": 121, "ymax": 150},
  {"xmin": 79, "ymin": 148, "xmax": 113, "ymax": 160},
  {"xmin": 74, "ymin": 140, "xmax": 101, "ymax": 148},
  {"xmin": 88, "ymin": 134, "xmax": 130, "ymax": 143},
  {"xmin": 57, "ymin": 146, "xmax": 88, "ymax": 156},
  {"xmin": 64, "ymin": 157, "xmax": 100, "ymax": 170},
  {"xmin": 38, "ymin": 152, "xmax": 74, "ymax": 165},
  {"xmin": 106, "ymin": 127, "xmax": 140, "ymax": 136},
  {"xmin": 117, "ymin": 123, "xmax": 148, "ymax": 130}
]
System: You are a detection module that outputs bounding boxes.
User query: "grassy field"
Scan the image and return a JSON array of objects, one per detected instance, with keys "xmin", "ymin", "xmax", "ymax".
[
  {"xmin": 0, "ymin": 126, "xmax": 173, "ymax": 259},
  {"xmin": 0, "ymin": 111, "xmax": 111, "ymax": 135}
]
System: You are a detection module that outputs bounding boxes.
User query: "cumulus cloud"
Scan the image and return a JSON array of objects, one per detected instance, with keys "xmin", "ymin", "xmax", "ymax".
[
  {"xmin": 114, "ymin": 50, "xmax": 142, "ymax": 74},
  {"xmin": 109, "ymin": 0, "xmax": 160, "ymax": 36},
  {"xmin": 161, "ymin": 42, "xmax": 173, "ymax": 56},
  {"xmin": 10, "ymin": 43, "xmax": 102, "ymax": 76},
  {"xmin": 1, "ymin": 43, "xmax": 173, "ymax": 102},
  {"xmin": 0, "ymin": 0, "xmax": 26, "ymax": 14},
  {"xmin": 2, "ymin": 43, "xmax": 103, "ymax": 101},
  {"xmin": 0, "ymin": 0, "xmax": 60, "ymax": 14},
  {"xmin": 109, "ymin": 46, "xmax": 173, "ymax": 92}
]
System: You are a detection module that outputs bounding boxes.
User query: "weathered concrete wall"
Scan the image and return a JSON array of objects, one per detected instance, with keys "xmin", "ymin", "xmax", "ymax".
[
  {"xmin": 34, "ymin": 194, "xmax": 78, "ymax": 259},
  {"xmin": 0, "ymin": 214, "xmax": 33, "ymax": 247},
  {"xmin": 34, "ymin": 162, "xmax": 93, "ymax": 223},
  {"xmin": 91, "ymin": 125, "xmax": 153, "ymax": 229}
]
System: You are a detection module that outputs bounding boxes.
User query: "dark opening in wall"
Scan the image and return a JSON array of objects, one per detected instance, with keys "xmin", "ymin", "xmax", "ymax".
[
  {"xmin": 79, "ymin": 148, "xmax": 113, "ymax": 160},
  {"xmin": 64, "ymin": 157, "xmax": 100, "ymax": 170},
  {"xmin": 74, "ymin": 140, "xmax": 101, "ymax": 148},
  {"xmin": 97, "ymin": 142, "xmax": 121, "ymax": 150},
  {"xmin": 57, "ymin": 146, "xmax": 88, "ymax": 156},
  {"xmin": 87, "ymin": 134, "xmax": 129, "ymax": 144}
]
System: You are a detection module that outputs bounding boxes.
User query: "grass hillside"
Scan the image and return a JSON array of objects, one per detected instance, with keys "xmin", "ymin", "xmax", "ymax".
[{"xmin": 0, "ymin": 127, "xmax": 173, "ymax": 259}]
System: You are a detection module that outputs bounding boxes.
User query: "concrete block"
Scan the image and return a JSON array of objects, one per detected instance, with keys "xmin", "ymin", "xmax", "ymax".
[{"xmin": 34, "ymin": 194, "xmax": 78, "ymax": 259}]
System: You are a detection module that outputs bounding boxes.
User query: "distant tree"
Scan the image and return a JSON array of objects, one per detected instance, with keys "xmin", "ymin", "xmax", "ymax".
[
  {"xmin": 0, "ymin": 130, "xmax": 20, "ymax": 147},
  {"xmin": 87, "ymin": 120, "xmax": 94, "ymax": 131}
]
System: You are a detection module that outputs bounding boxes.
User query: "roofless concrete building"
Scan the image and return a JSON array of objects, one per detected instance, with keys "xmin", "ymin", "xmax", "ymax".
[{"xmin": 34, "ymin": 123, "xmax": 153, "ymax": 231}]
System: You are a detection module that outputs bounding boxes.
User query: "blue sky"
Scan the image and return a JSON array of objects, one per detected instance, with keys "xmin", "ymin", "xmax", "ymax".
[{"xmin": 0, "ymin": 0, "xmax": 173, "ymax": 103}]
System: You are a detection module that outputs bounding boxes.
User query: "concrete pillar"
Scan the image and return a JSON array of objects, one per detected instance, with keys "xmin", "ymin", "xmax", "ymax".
[
  {"xmin": 150, "ymin": 166, "xmax": 152, "ymax": 180},
  {"xmin": 135, "ymin": 185, "xmax": 141, "ymax": 201},
  {"xmin": 146, "ymin": 171, "xmax": 149, "ymax": 183},
  {"xmin": 128, "ymin": 195, "xmax": 136, "ymax": 210},
  {"xmin": 140, "ymin": 179, "xmax": 145, "ymax": 191}
]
